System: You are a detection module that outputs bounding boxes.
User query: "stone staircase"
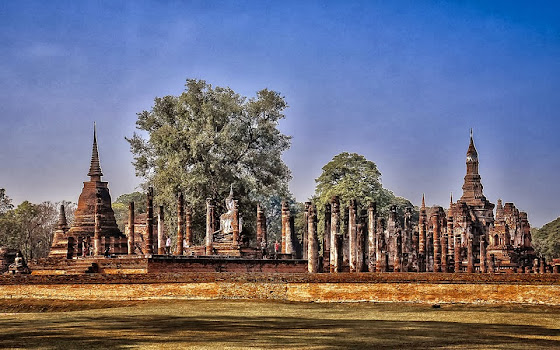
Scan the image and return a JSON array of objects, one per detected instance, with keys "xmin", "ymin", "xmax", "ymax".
[{"xmin": 30, "ymin": 256, "xmax": 149, "ymax": 275}]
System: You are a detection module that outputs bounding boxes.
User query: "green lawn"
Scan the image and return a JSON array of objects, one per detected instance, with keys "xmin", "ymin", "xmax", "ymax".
[{"xmin": 0, "ymin": 299, "xmax": 559, "ymax": 349}]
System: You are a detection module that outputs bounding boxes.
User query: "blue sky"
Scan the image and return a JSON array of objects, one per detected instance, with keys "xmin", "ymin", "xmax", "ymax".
[{"xmin": 1, "ymin": 1, "xmax": 559, "ymax": 227}]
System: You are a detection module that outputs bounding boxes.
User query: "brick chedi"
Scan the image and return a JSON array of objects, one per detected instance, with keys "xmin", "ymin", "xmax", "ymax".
[
  {"xmin": 324, "ymin": 130, "xmax": 537, "ymax": 274},
  {"xmin": 440, "ymin": 130, "xmax": 535, "ymax": 272},
  {"xmin": 49, "ymin": 124, "xmax": 126, "ymax": 258}
]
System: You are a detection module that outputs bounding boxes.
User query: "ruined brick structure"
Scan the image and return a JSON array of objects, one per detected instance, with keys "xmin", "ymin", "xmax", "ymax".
[
  {"xmin": 438, "ymin": 130, "xmax": 535, "ymax": 272},
  {"xmin": 123, "ymin": 212, "xmax": 158, "ymax": 255},
  {"xmin": 49, "ymin": 125, "xmax": 127, "ymax": 258},
  {"xmin": 178, "ymin": 192, "xmax": 265, "ymax": 258},
  {"xmin": 310, "ymin": 130, "xmax": 537, "ymax": 274},
  {"xmin": 45, "ymin": 127, "xmax": 542, "ymax": 276}
]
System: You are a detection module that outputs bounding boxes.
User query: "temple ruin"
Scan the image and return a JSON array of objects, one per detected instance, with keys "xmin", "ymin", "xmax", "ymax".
[
  {"xmin": 39, "ymin": 126, "xmax": 546, "ymax": 275},
  {"xmin": 49, "ymin": 125, "xmax": 127, "ymax": 259}
]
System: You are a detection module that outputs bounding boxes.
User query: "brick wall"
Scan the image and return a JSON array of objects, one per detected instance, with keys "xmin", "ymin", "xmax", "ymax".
[
  {"xmin": 147, "ymin": 257, "xmax": 308, "ymax": 273},
  {"xmin": 0, "ymin": 273, "xmax": 558, "ymax": 304}
]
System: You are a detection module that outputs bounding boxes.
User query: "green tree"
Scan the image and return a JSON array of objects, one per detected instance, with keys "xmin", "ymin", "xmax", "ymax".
[
  {"xmin": 0, "ymin": 201, "xmax": 60, "ymax": 261},
  {"xmin": 0, "ymin": 188, "xmax": 13, "ymax": 215},
  {"xmin": 532, "ymin": 218, "xmax": 560, "ymax": 260},
  {"xmin": 313, "ymin": 152, "xmax": 416, "ymax": 237},
  {"xmin": 126, "ymin": 79, "xmax": 292, "ymax": 243},
  {"xmin": 112, "ymin": 192, "xmax": 147, "ymax": 231}
]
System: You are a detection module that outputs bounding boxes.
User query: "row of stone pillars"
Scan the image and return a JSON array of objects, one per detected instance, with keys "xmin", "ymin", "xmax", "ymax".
[
  {"xmin": 279, "ymin": 197, "xmax": 374, "ymax": 273},
  {"xmin": 282, "ymin": 196, "xmax": 493, "ymax": 274},
  {"xmin": 296, "ymin": 196, "xmax": 557, "ymax": 274},
  {"xmin": 126, "ymin": 188, "xmax": 257, "ymax": 257},
  {"xmin": 127, "ymin": 189, "xmax": 196, "ymax": 256},
  {"xmin": 419, "ymin": 207, "xmax": 482, "ymax": 274},
  {"xmin": 280, "ymin": 201, "xmax": 320, "ymax": 272},
  {"xmin": 327, "ymin": 197, "xmax": 374, "ymax": 273}
]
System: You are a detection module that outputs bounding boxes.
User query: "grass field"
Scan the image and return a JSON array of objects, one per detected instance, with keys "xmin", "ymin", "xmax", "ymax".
[{"xmin": 0, "ymin": 299, "xmax": 559, "ymax": 349}]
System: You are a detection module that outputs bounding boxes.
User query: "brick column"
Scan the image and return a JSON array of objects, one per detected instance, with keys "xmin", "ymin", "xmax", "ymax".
[
  {"xmin": 127, "ymin": 202, "xmax": 135, "ymax": 255},
  {"xmin": 467, "ymin": 228, "xmax": 474, "ymax": 273},
  {"xmin": 330, "ymin": 196, "xmax": 340, "ymax": 273},
  {"xmin": 376, "ymin": 217, "xmax": 386, "ymax": 272},
  {"xmin": 146, "ymin": 187, "xmax": 154, "ymax": 255},
  {"xmin": 289, "ymin": 215, "xmax": 295, "ymax": 256},
  {"xmin": 232, "ymin": 200, "xmax": 240, "ymax": 246},
  {"xmin": 348, "ymin": 199, "xmax": 357, "ymax": 272},
  {"xmin": 394, "ymin": 230, "xmax": 402, "ymax": 272},
  {"xmin": 283, "ymin": 204, "xmax": 294, "ymax": 256},
  {"xmin": 323, "ymin": 203, "xmax": 331, "ymax": 272},
  {"xmin": 185, "ymin": 206, "xmax": 193, "ymax": 247},
  {"xmin": 157, "ymin": 205, "xmax": 165, "ymax": 255},
  {"xmin": 333, "ymin": 232, "xmax": 343, "ymax": 273},
  {"xmin": 441, "ymin": 232, "xmax": 448, "ymax": 273},
  {"xmin": 94, "ymin": 190, "xmax": 102, "ymax": 256},
  {"xmin": 454, "ymin": 234, "xmax": 461, "ymax": 272},
  {"xmin": 256, "ymin": 204, "xmax": 264, "ymax": 252},
  {"xmin": 307, "ymin": 204, "xmax": 319, "ymax": 273},
  {"xmin": 356, "ymin": 209, "xmax": 366, "ymax": 272},
  {"xmin": 432, "ymin": 213, "xmax": 441, "ymax": 273},
  {"xmin": 418, "ymin": 221, "xmax": 426, "ymax": 272},
  {"xmin": 205, "ymin": 198, "xmax": 214, "ymax": 255},
  {"xmin": 303, "ymin": 202, "xmax": 310, "ymax": 260},
  {"xmin": 176, "ymin": 193, "xmax": 184, "ymax": 255},
  {"xmin": 418, "ymin": 195, "xmax": 427, "ymax": 272},
  {"xmin": 412, "ymin": 230, "xmax": 419, "ymax": 272},
  {"xmin": 281, "ymin": 201, "xmax": 288, "ymax": 253},
  {"xmin": 447, "ymin": 219, "xmax": 454, "ymax": 271},
  {"xmin": 480, "ymin": 238, "xmax": 487, "ymax": 273},
  {"xmin": 367, "ymin": 202, "xmax": 377, "ymax": 272},
  {"xmin": 262, "ymin": 213, "xmax": 268, "ymax": 254}
]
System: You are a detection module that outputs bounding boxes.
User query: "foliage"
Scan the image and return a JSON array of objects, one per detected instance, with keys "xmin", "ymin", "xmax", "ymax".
[
  {"xmin": 532, "ymin": 217, "xmax": 560, "ymax": 260},
  {"xmin": 0, "ymin": 192, "xmax": 76, "ymax": 261},
  {"xmin": 1, "ymin": 201, "xmax": 52, "ymax": 260},
  {"xmin": 0, "ymin": 188, "xmax": 13, "ymax": 215},
  {"xmin": 112, "ymin": 192, "xmax": 146, "ymax": 231},
  {"xmin": 313, "ymin": 152, "xmax": 417, "ymax": 237},
  {"xmin": 126, "ymin": 79, "xmax": 292, "ymax": 243}
]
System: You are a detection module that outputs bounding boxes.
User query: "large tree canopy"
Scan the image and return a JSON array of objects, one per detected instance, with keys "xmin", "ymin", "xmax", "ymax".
[
  {"xmin": 126, "ymin": 79, "xmax": 292, "ymax": 242},
  {"xmin": 313, "ymin": 152, "xmax": 416, "ymax": 229}
]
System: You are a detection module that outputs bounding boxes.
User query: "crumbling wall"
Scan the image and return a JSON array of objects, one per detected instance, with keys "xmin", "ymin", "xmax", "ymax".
[{"xmin": 1, "ymin": 273, "xmax": 558, "ymax": 304}]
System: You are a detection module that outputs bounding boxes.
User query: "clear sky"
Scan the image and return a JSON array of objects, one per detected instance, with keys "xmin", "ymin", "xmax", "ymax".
[{"xmin": 1, "ymin": 1, "xmax": 559, "ymax": 227}]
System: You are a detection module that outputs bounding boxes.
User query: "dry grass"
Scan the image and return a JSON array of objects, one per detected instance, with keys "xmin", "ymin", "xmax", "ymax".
[{"xmin": 0, "ymin": 299, "xmax": 559, "ymax": 349}]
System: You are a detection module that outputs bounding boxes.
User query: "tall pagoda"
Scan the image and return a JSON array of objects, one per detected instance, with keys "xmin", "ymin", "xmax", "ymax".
[{"xmin": 49, "ymin": 124, "xmax": 126, "ymax": 258}]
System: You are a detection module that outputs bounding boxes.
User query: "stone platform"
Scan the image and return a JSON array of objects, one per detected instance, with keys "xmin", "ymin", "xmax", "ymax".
[{"xmin": 30, "ymin": 256, "xmax": 307, "ymax": 275}]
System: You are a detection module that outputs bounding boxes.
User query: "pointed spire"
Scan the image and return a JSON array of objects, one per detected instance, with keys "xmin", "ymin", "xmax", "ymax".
[
  {"xmin": 466, "ymin": 128, "xmax": 478, "ymax": 161},
  {"xmin": 421, "ymin": 193, "xmax": 425, "ymax": 209},
  {"xmin": 57, "ymin": 204, "xmax": 68, "ymax": 230},
  {"xmin": 88, "ymin": 122, "xmax": 103, "ymax": 181},
  {"xmin": 449, "ymin": 192, "xmax": 453, "ymax": 206}
]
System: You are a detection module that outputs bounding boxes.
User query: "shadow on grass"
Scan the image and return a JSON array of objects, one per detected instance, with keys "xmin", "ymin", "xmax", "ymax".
[{"xmin": 0, "ymin": 312, "xmax": 559, "ymax": 349}]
